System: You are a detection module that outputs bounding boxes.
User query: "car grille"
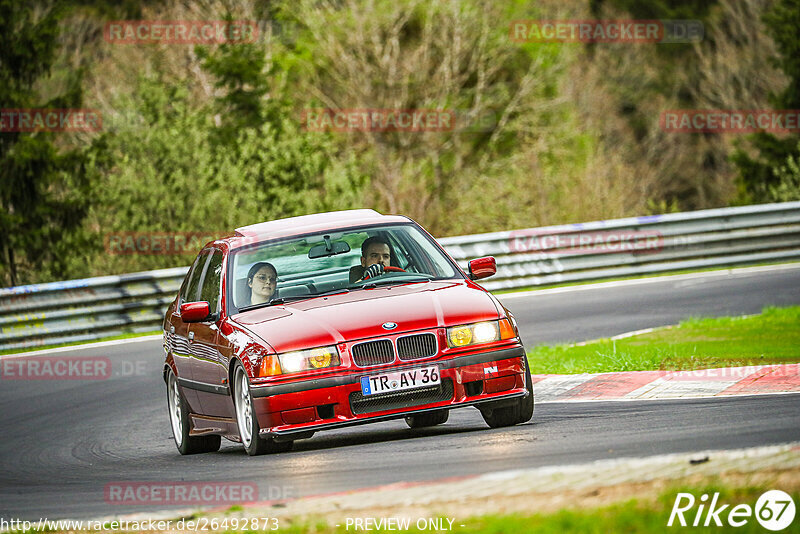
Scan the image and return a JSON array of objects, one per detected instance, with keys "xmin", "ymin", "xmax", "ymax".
[
  {"xmin": 397, "ymin": 333, "xmax": 438, "ymax": 361},
  {"xmin": 351, "ymin": 339, "xmax": 395, "ymax": 366},
  {"xmin": 349, "ymin": 379, "xmax": 454, "ymax": 415}
]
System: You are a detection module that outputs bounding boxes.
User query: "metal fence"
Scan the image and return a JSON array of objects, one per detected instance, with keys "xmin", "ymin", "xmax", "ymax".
[{"xmin": 2, "ymin": 201, "xmax": 799, "ymax": 352}]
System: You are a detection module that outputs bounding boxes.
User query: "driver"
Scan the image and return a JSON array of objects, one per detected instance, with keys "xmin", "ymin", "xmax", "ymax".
[{"xmin": 359, "ymin": 236, "xmax": 392, "ymax": 280}]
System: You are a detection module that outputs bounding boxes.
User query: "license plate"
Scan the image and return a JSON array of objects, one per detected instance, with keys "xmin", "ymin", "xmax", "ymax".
[{"xmin": 360, "ymin": 366, "xmax": 440, "ymax": 396}]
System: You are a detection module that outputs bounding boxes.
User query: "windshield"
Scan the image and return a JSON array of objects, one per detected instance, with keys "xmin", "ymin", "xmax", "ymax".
[{"xmin": 227, "ymin": 222, "xmax": 462, "ymax": 313}]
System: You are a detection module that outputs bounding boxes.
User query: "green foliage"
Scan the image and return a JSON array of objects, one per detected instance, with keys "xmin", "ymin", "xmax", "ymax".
[
  {"xmin": 0, "ymin": 0, "xmax": 92, "ymax": 286},
  {"xmin": 83, "ymin": 71, "xmax": 365, "ymax": 275},
  {"xmin": 196, "ymin": 37, "xmax": 271, "ymax": 141},
  {"xmin": 645, "ymin": 198, "xmax": 681, "ymax": 215},
  {"xmin": 732, "ymin": 133, "xmax": 799, "ymax": 202},
  {"xmin": 4, "ymin": 0, "xmax": 798, "ymax": 285},
  {"xmin": 591, "ymin": 0, "xmax": 716, "ymax": 19},
  {"xmin": 733, "ymin": 0, "xmax": 800, "ymax": 202},
  {"xmin": 590, "ymin": 0, "xmax": 716, "ymax": 59},
  {"xmin": 0, "ymin": 1, "xmax": 61, "ymax": 104},
  {"xmin": 763, "ymin": 0, "xmax": 800, "ymax": 109},
  {"xmin": 276, "ymin": 0, "xmax": 572, "ymax": 235},
  {"xmin": 768, "ymin": 140, "xmax": 800, "ymax": 201}
]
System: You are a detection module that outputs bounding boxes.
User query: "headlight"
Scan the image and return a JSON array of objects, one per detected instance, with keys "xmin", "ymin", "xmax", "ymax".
[
  {"xmin": 446, "ymin": 319, "xmax": 517, "ymax": 348},
  {"xmin": 277, "ymin": 345, "xmax": 341, "ymax": 374},
  {"xmin": 246, "ymin": 346, "xmax": 282, "ymax": 378}
]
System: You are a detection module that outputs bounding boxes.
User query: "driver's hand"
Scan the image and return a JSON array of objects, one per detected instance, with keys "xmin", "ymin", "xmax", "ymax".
[{"xmin": 363, "ymin": 263, "xmax": 385, "ymax": 280}]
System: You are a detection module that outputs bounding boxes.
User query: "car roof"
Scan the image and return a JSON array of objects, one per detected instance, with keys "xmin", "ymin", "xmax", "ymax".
[{"xmin": 228, "ymin": 209, "xmax": 412, "ymax": 247}]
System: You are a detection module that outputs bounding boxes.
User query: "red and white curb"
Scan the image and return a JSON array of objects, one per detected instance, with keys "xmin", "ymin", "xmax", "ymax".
[{"xmin": 532, "ymin": 364, "xmax": 800, "ymax": 402}]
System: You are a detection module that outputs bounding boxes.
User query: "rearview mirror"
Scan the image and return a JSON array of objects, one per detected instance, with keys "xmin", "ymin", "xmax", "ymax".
[
  {"xmin": 468, "ymin": 256, "xmax": 496, "ymax": 280},
  {"xmin": 308, "ymin": 235, "xmax": 351, "ymax": 259},
  {"xmin": 180, "ymin": 301, "xmax": 211, "ymax": 322}
]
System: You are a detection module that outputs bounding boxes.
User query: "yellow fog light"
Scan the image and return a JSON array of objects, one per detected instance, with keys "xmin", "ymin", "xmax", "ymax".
[
  {"xmin": 309, "ymin": 347, "xmax": 333, "ymax": 369},
  {"xmin": 448, "ymin": 326, "xmax": 472, "ymax": 347}
]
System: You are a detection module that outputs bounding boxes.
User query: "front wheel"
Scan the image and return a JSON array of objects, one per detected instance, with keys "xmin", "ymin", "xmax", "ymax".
[
  {"xmin": 480, "ymin": 358, "xmax": 534, "ymax": 428},
  {"xmin": 166, "ymin": 370, "xmax": 221, "ymax": 455},
  {"xmin": 233, "ymin": 363, "xmax": 293, "ymax": 456}
]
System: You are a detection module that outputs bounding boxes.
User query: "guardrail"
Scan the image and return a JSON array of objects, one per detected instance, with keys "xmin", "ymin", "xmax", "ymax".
[{"xmin": 2, "ymin": 201, "xmax": 799, "ymax": 351}]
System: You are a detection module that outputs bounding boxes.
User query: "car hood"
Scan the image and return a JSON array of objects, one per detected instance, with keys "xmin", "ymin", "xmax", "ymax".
[{"xmin": 230, "ymin": 281, "xmax": 500, "ymax": 353}]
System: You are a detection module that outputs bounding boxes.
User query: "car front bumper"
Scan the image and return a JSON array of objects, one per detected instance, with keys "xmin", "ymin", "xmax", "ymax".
[{"xmin": 248, "ymin": 345, "xmax": 528, "ymax": 438}]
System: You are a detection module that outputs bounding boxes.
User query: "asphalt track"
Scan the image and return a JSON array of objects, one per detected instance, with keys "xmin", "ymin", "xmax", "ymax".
[{"xmin": 1, "ymin": 266, "xmax": 799, "ymax": 520}]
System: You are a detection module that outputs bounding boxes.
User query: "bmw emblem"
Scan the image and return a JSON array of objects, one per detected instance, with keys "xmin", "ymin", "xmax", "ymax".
[{"xmin": 382, "ymin": 322, "xmax": 398, "ymax": 330}]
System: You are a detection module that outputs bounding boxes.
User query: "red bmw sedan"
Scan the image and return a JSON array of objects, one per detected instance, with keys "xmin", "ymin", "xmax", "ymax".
[{"xmin": 163, "ymin": 210, "xmax": 533, "ymax": 455}]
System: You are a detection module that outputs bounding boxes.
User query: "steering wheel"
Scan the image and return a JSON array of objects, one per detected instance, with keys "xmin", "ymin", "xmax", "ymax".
[{"xmin": 360, "ymin": 265, "xmax": 407, "ymax": 282}]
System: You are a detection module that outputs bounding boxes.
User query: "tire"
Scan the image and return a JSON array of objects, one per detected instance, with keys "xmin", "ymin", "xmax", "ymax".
[
  {"xmin": 480, "ymin": 358, "xmax": 535, "ymax": 429},
  {"xmin": 405, "ymin": 409, "xmax": 449, "ymax": 428},
  {"xmin": 166, "ymin": 370, "xmax": 221, "ymax": 455},
  {"xmin": 232, "ymin": 362, "xmax": 293, "ymax": 456}
]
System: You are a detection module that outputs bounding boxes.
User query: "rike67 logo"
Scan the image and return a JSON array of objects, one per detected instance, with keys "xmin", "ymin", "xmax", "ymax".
[{"xmin": 668, "ymin": 490, "xmax": 796, "ymax": 530}]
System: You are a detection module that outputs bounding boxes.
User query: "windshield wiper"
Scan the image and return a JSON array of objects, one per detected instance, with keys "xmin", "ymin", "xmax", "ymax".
[
  {"xmin": 357, "ymin": 275, "xmax": 432, "ymax": 289},
  {"xmin": 308, "ymin": 288, "xmax": 351, "ymax": 299},
  {"xmin": 237, "ymin": 295, "xmax": 309, "ymax": 312},
  {"xmin": 240, "ymin": 288, "xmax": 353, "ymax": 311}
]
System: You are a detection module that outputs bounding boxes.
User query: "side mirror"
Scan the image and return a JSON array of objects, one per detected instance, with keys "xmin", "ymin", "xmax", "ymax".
[
  {"xmin": 468, "ymin": 256, "xmax": 497, "ymax": 280},
  {"xmin": 180, "ymin": 301, "xmax": 211, "ymax": 323}
]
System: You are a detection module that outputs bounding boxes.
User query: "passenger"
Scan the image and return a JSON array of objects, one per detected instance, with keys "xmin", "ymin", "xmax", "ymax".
[{"xmin": 247, "ymin": 262, "xmax": 278, "ymax": 305}]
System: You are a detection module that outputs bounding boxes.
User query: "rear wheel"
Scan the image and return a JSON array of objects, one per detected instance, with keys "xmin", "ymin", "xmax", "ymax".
[
  {"xmin": 166, "ymin": 370, "xmax": 221, "ymax": 455},
  {"xmin": 405, "ymin": 409, "xmax": 449, "ymax": 428},
  {"xmin": 480, "ymin": 359, "xmax": 534, "ymax": 428},
  {"xmin": 233, "ymin": 363, "xmax": 293, "ymax": 456}
]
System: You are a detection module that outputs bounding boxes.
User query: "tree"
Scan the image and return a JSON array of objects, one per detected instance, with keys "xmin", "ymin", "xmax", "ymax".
[
  {"xmin": 0, "ymin": 0, "xmax": 91, "ymax": 286},
  {"xmin": 81, "ymin": 53, "xmax": 365, "ymax": 276},
  {"xmin": 768, "ymin": 140, "xmax": 800, "ymax": 201},
  {"xmin": 196, "ymin": 38, "xmax": 271, "ymax": 143},
  {"xmin": 733, "ymin": 0, "xmax": 800, "ymax": 202}
]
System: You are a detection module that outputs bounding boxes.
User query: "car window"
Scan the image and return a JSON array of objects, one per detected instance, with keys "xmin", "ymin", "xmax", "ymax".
[
  {"xmin": 182, "ymin": 251, "xmax": 209, "ymax": 304},
  {"xmin": 385, "ymin": 231, "xmax": 411, "ymax": 270},
  {"xmin": 228, "ymin": 223, "xmax": 461, "ymax": 312},
  {"xmin": 199, "ymin": 249, "xmax": 224, "ymax": 313}
]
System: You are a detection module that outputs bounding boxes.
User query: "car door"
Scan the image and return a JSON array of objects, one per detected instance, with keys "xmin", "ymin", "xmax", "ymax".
[
  {"xmin": 168, "ymin": 250, "xmax": 209, "ymax": 413},
  {"xmin": 188, "ymin": 248, "xmax": 230, "ymax": 416}
]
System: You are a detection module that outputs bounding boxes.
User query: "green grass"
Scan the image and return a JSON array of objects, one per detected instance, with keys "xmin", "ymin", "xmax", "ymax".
[
  {"xmin": 9, "ymin": 480, "xmax": 794, "ymax": 534},
  {"xmin": 0, "ymin": 329, "xmax": 161, "ymax": 356},
  {"xmin": 527, "ymin": 306, "xmax": 800, "ymax": 374},
  {"xmin": 217, "ymin": 483, "xmax": 796, "ymax": 534},
  {"xmin": 456, "ymin": 485, "xmax": 797, "ymax": 533}
]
